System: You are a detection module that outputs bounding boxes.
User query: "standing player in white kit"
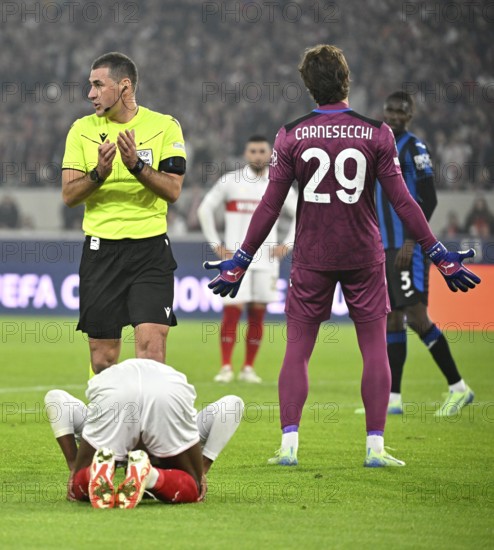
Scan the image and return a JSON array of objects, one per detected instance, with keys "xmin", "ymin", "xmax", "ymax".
[{"xmin": 198, "ymin": 136, "xmax": 297, "ymax": 383}]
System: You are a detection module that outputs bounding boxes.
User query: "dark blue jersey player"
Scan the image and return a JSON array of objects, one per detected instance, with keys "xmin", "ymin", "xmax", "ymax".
[{"xmin": 371, "ymin": 91, "xmax": 474, "ymax": 417}]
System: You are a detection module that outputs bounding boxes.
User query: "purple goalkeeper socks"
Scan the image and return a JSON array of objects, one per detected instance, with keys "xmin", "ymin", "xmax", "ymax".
[{"xmin": 282, "ymin": 424, "xmax": 298, "ymax": 434}]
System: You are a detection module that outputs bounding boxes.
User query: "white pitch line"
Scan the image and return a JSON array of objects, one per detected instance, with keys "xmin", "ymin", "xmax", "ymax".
[{"xmin": 0, "ymin": 384, "xmax": 85, "ymax": 395}]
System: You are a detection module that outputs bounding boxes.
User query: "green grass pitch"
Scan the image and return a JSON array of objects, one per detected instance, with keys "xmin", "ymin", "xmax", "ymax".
[{"xmin": 1, "ymin": 317, "xmax": 493, "ymax": 549}]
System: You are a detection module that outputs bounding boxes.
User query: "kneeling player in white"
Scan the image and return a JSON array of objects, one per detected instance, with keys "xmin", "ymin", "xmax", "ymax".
[{"xmin": 45, "ymin": 358, "xmax": 244, "ymax": 508}]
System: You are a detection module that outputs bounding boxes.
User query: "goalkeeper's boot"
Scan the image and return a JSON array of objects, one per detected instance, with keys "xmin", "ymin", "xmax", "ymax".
[
  {"xmin": 354, "ymin": 397, "xmax": 403, "ymax": 415},
  {"xmin": 435, "ymin": 386, "xmax": 474, "ymax": 417},
  {"xmin": 214, "ymin": 366, "xmax": 234, "ymax": 383},
  {"xmin": 267, "ymin": 447, "xmax": 298, "ymax": 466},
  {"xmin": 116, "ymin": 450, "xmax": 152, "ymax": 509},
  {"xmin": 238, "ymin": 366, "xmax": 262, "ymax": 384},
  {"xmin": 364, "ymin": 448, "xmax": 405, "ymax": 468},
  {"xmin": 89, "ymin": 447, "xmax": 116, "ymax": 508}
]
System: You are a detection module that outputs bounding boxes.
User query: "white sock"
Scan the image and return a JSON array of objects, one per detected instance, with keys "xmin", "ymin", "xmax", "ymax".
[
  {"xmin": 145, "ymin": 467, "xmax": 159, "ymax": 489},
  {"xmin": 222, "ymin": 364, "xmax": 232, "ymax": 371},
  {"xmin": 389, "ymin": 392, "xmax": 401, "ymax": 403},
  {"xmin": 366, "ymin": 435, "xmax": 384, "ymax": 454},
  {"xmin": 281, "ymin": 431, "xmax": 298, "ymax": 452},
  {"xmin": 449, "ymin": 379, "xmax": 467, "ymax": 393},
  {"xmin": 197, "ymin": 396, "xmax": 244, "ymax": 461}
]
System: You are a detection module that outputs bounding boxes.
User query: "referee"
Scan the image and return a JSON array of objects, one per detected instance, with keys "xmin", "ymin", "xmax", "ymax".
[{"xmin": 62, "ymin": 52, "xmax": 186, "ymax": 374}]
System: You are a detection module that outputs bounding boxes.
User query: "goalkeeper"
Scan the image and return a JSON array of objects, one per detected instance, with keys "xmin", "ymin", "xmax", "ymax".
[{"xmin": 204, "ymin": 45, "xmax": 481, "ymax": 469}]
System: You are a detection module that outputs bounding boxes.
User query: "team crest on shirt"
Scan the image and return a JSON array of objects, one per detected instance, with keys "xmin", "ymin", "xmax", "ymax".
[
  {"xmin": 270, "ymin": 149, "xmax": 278, "ymax": 167},
  {"xmin": 137, "ymin": 149, "xmax": 153, "ymax": 166},
  {"xmin": 413, "ymin": 153, "xmax": 432, "ymax": 170}
]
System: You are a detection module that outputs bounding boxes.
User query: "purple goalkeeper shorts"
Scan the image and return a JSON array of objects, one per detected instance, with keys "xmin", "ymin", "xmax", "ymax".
[{"xmin": 285, "ymin": 262, "xmax": 390, "ymax": 323}]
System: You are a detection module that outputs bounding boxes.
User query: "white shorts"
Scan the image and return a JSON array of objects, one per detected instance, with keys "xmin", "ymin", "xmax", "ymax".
[
  {"xmin": 82, "ymin": 359, "xmax": 200, "ymax": 461},
  {"xmin": 224, "ymin": 268, "xmax": 279, "ymax": 305}
]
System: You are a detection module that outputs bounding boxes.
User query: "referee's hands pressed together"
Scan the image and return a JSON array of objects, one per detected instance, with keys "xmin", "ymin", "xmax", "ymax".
[
  {"xmin": 97, "ymin": 139, "xmax": 117, "ymax": 181},
  {"xmin": 116, "ymin": 129, "xmax": 138, "ymax": 169}
]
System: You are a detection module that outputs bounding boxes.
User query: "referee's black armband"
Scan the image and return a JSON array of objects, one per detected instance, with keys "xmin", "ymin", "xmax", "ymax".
[{"xmin": 158, "ymin": 157, "xmax": 186, "ymax": 175}]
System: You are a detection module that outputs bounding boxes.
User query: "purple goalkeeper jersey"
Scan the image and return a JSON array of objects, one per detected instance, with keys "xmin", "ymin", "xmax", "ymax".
[{"xmin": 242, "ymin": 102, "xmax": 436, "ymax": 270}]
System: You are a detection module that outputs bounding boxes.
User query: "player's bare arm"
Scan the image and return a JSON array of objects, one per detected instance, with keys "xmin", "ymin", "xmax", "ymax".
[
  {"xmin": 273, "ymin": 243, "xmax": 291, "ymax": 260},
  {"xmin": 394, "ymin": 177, "xmax": 437, "ymax": 270},
  {"xmin": 394, "ymin": 238, "xmax": 415, "ymax": 270},
  {"xmin": 214, "ymin": 244, "xmax": 233, "ymax": 260},
  {"xmin": 117, "ymin": 129, "xmax": 183, "ymax": 203},
  {"xmin": 56, "ymin": 434, "xmax": 79, "ymax": 472},
  {"xmin": 62, "ymin": 140, "xmax": 116, "ymax": 207}
]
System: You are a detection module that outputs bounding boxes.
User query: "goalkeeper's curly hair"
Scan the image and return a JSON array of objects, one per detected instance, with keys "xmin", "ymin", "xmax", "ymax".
[{"xmin": 298, "ymin": 45, "xmax": 350, "ymax": 105}]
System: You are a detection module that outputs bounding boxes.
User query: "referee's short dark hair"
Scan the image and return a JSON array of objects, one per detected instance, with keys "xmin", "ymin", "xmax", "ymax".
[
  {"xmin": 92, "ymin": 52, "xmax": 138, "ymax": 91},
  {"xmin": 385, "ymin": 91, "xmax": 415, "ymax": 114}
]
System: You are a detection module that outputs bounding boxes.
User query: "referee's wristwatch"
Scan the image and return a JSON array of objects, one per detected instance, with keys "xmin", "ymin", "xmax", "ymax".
[
  {"xmin": 129, "ymin": 157, "xmax": 145, "ymax": 175},
  {"xmin": 89, "ymin": 167, "xmax": 105, "ymax": 185}
]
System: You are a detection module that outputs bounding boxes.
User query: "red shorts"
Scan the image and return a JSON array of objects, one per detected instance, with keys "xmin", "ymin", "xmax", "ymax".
[{"xmin": 285, "ymin": 262, "xmax": 390, "ymax": 323}]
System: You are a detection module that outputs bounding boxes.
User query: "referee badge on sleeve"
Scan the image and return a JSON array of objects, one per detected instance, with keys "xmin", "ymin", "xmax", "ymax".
[{"xmin": 137, "ymin": 149, "xmax": 153, "ymax": 166}]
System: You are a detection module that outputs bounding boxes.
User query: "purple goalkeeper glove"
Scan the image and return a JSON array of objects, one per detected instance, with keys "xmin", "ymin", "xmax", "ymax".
[
  {"xmin": 203, "ymin": 248, "xmax": 253, "ymax": 298},
  {"xmin": 426, "ymin": 241, "xmax": 481, "ymax": 292}
]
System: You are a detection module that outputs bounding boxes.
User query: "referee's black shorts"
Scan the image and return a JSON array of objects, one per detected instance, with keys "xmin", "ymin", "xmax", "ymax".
[
  {"xmin": 77, "ymin": 233, "xmax": 177, "ymax": 339},
  {"xmin": 385, "ymin": 248, "xmax": 429, "ymax": 310}
]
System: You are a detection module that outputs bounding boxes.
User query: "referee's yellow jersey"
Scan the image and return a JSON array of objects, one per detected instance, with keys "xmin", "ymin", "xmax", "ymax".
[{"xmin": 62, "ymin": 107, "xmax": 186, "ymax": 239}]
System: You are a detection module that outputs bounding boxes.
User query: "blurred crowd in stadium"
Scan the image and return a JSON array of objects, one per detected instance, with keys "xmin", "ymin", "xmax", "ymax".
[{"xmin": 0, "ymin": 0, "xmax": 492, "ymax": 231}]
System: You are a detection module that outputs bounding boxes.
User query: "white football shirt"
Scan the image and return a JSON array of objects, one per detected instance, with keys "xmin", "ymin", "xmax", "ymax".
[{"xmin": 198, "ymin": 166, "xmax": 297, "ymax": 270}]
